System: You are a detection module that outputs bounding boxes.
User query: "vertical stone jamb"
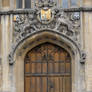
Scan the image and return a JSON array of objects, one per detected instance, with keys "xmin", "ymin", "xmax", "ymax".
[
  {"xmin": 0, "ymin": 15, "xmax": 2, "ymax": 92},
  {"xmin": 10, "ymin": 15, "xmax": 13, "ymax": 45},
  {"xmin": 80, "ymin": 11, "xmax": 86, "ymax": 92},
  {"xmin": 9, "ymin": 14, "xmax": 16, "ymax": 92},
  {"xmin": 1, "ymin": 15, "xmax": 10, "ymax": 92}
]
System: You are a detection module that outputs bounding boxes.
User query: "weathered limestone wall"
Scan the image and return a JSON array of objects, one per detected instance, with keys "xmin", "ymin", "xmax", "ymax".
[
  {"xmin": 0, "ymin": 15, "xmax": 2, "ymax": 91},
  {"xmin": 2, "ymin": 0, "xmax": 10, "ymax": 8},
  {"xmin": 0, "ymin": 0, "xmax": 92, "ymax": 92},
  {"xmin": 83, "ymin": 12, "xmax": 92, "ymax": 92},
  {"xmin": 0, "ymin": 0, "xmax": 16, "ymax": 9},
  {"xmin": 0, "ymin": 0, "xmax": 16, "ymax": 91},
  {"xmin": 82, "ymin": 1, "xmax": 92, "ymax": 92},
  {"xmin": 83, "ymin": 0, "xmax": 92, "ymax": 6},
  {"xmin": 0, "ymin": 15, "xmax": 12, "ymax": 92}
]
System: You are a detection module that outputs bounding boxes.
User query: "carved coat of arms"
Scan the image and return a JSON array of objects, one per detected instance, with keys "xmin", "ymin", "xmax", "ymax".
[
  {"xmin": 37, "ymin": 1, "xmax": 55, "ymax": 24},
  {"xmin": 41, "ymin": 9, "xmax": 51, "ymax": 21}
]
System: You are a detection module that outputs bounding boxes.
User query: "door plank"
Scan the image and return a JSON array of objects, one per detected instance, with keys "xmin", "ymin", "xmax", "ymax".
[
  {"xmin": 59, "ymin": 77, "xmax": 63, "ymax": 92},
  {"xmin": 25, "ymin": 63, "xmax": 30, "ymax": 73},
  {"xmin": 66, "ymin": 63, "xmax": 71, "ymax": 73},
  {"xmin": 31, "ymin": 77, "xmax": 36, "ymax": 92},
  {"xmin": 42, "ymin": 63, "xmax": 47, "ymax": 73},
  {"xmin": 65, "ymin": 77, "xmax": 71, "ymax": 92},
  {"xmin": 32, "ymin": 63, "xmax": 36, "ymax": 73},
  {"xmin": 25, "ymin": 77, "xmax": 30, "ymax": 92},
  {"xmin": 48, "ymin": 77, "xmax": 54, "ymax": 92},
  {"xmin": 36, "ymin": 63, "xmax": 41, "ymax": 73},
  {"xmin": 54, "ymin": 77, "xmax": 59, "ymax": 92},
  {"xmin": 42, "ymin": 77, "xmax": 47, "ymax": 92},
  {"xmin": 48, "ymin": 63, "xmax": 53, "ymax": 73},
  {"xmin": 54, "ymin": 63, "xmax": 59, "ymax": 73},
  {"xmin": 37, "ymin": 77, "xmax": 41, "ymax": 92}
]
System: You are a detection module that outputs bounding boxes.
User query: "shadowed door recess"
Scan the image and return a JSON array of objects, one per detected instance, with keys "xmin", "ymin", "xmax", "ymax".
[{"xmin": 24, "ymin": 43, "xmax": 71, "ymax": 92}]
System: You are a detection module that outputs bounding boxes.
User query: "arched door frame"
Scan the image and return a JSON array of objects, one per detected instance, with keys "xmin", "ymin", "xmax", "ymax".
[
  {"xmin": 9, "ymin": 31, "xmax": 85, "ymax": 92},
  {"xmin": 24, "ymin": 42, "xmax": 72, "ymax": 92}
]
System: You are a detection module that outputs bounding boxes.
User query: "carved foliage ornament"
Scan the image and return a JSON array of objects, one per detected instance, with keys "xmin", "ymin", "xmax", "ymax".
[{"xmin": 9, "ymin": 1, "xmax": 86, "ymax": 65}]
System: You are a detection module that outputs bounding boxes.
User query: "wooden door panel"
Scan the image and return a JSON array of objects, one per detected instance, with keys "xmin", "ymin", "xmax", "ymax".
[
  {"xmin": 54, "ymin": 77, "xmax": 60, "ymax": 92},
  {"xmin": 66, "ymin": 63, "xmax": 71, "ymax": 73},
  {"xmin": 48, "ymin": 77, "xmax": 54, "ymax": 92},
  {"xmin": 25, "ymin": 77, "xmax": 31, "ymax": 92},
  {"xmin": 60, "ymin": 63, "xmax": 65, "ymax": 73},
  {"xmin": 54, "ymin": 52, "xmax": 59, "ymax": 61},
  {"xmin": 63, "ymin": 78, "xmax": 66, "ymax": 92},
  {"xmin": 59, "ymin": 77, "xmax": 63, "ymax": 92},
  {"xmin": 31, "ymin": 77, "xmax": 36, "ymax": 92},
  {"xmin": 30, "ymin": 52, "xmax": 36, "ymax": 62},
  {"xmin": 65, "ymin": 77, "xmax": 71, "ymax": 92},
  {"xmin": 48, "ymin": 63, "xmax": 54, "ymax": 73},
  {"xmin": 42, "ymin": 77, "xmax": 47, "ymax": 92},
  {"xmin": 24, "ymin": 43, "xmax": 71, "ymax": 92},
  {"xmin": 36, "ymin": 63, "xmax": 41, "ymax": 73},
  {"xmin": 42, "ymin": 63, "xmax": 47, "ymax": 73},
  {"xmin": 54, "ymin": 63, "xmax": 59, "ymax": 73},
  {"xmin": 25, "ymin": 63, "xmax": 30, "ymax": 73},
  {"xmin": 36, "ymin": 77, "xmax": 41, "ymax": 92},
  {"xmin": 31, "ymin": 63, "xmax": 36, "ymax": 73}
]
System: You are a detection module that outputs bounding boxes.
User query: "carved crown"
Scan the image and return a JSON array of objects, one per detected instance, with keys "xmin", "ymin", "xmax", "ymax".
[{"xmin": 35, "ymin": 0, "xmax": 56, "ymax": 9}]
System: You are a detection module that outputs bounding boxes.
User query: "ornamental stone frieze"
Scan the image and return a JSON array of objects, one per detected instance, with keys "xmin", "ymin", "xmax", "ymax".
[{"xmin": 9, "ymin": 1, "xmax": 86, "ymax": 65}]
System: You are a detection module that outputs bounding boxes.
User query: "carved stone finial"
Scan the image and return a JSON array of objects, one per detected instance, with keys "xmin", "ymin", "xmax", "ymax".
[
  {"xmin": 80, "ymin": 51, "xmax": 86, "ymax": 64},
  {"xmin": 8, "ymin": 53, "xmax": 14, "ymax": 65}
]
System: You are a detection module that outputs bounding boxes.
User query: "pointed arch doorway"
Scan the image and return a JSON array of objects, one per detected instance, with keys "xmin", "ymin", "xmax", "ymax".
[{"xmin": 24, "ymin": 42, "xmax": 71, "ymax": 92}]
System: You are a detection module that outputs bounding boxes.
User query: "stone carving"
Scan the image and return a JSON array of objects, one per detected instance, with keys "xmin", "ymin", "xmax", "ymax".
[
  {"xmin": 9, "ymin": 1, "xmax": 86, "ymax": 65},
  {"xmin": 80, "ymin": 51, "xmax": 86, "ymax": 64}
]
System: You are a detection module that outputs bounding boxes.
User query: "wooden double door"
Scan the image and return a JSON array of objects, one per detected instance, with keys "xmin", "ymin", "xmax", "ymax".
[{"xmin": 24, "ymin": 43, "xmax": 71, "ymax": 92}]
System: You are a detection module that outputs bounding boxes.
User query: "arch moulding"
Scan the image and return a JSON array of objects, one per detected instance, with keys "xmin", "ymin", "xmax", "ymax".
[
  {"xmin": 8, "ymin": 1, "xmax": 86, "ymax": 65},
  {"xmin": 10, "ymin": 30, "xmax": 85, "ymax": 92}
]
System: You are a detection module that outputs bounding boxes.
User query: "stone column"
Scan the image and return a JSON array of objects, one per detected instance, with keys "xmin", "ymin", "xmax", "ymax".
[
  {"xmin": 9, "ymin": 14, "xmax": 16, "ymax": 92},
  {"xmin": 1, "ymin": 15, "xmax": 10, "ymax": 92},
  {"xmin": 0, "ymin": 15, "xmax": 2, "ymax": 92}
]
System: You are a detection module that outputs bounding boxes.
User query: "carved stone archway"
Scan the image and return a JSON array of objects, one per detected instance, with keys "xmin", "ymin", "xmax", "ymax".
[
  {"xmin": 9, "ymin": 1, "xmax": 86, "ymax": 92},
  {"xmin": 9, "ymin": 4, "xmax": 86, "ymax": 64},
  {"xmin": 9, "ymin": 31, "xmax": 85, "ymax": 92},
  {"xmin": 9, "ymin": 29, "xmax": 85, "ymax": 65}
]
